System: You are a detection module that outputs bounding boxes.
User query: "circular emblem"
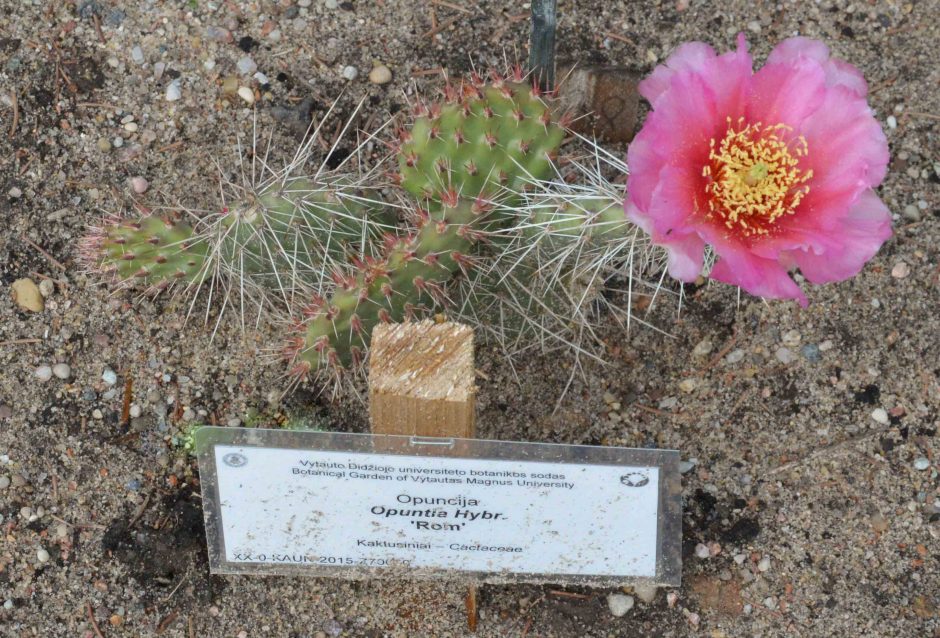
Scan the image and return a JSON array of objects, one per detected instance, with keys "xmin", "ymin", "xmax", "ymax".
[
  {"xmin": 223, "ymin": 453, "xmax": 248, "ymax": 468},
  {"xmin": 620, "ymin": 472, "xmax": 649, "ymax": 488}
]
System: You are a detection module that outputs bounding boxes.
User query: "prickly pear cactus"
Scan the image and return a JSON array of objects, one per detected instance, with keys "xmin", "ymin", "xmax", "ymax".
[
  {"xmin": 397, "ymin": 70, "xmax": 565, "ymax": 205},
  {"xmin": 288, "ymin": 72, "xmax": 569, "ymax": 378},
  {"xmin": 81, "ymin": 177, "xmax": 395, "ymax": 300}
]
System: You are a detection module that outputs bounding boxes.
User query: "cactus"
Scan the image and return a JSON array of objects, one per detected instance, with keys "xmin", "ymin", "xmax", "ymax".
[
  {"xmin": 81, "ymin": 176, "xmax": 396, "ymax": 306},
  {"xmin": 286, "ymin": 72, "xmax": 568, "ymax": 378}
]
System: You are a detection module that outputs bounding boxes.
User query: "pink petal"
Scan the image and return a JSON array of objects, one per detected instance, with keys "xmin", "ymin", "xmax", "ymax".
[
  {"xmin": 644, "ymin": 166, "xmax": 703, "ymax": 239},
  {"xmin": 747, "ymin": 59, "xmax": 827, "ymax": 127},
  {"xmin": 787, "ymin": 189, "xmax": 892, "ymax": 283},
  {"xmin": 768, "ymin": 37, "xmax": 868, "ymax": 96},
  {"xmin": 640, "ymin": 41, "xmax": 718, "ymax": 105},
  {"xmin": 710, "ymin": 248, "xmax": 808, "ymax": 306},
  {"xmin": 664, "ymin": 232, "xmax": 707, "ymax": 282},
  {"xmin": 800, "ymin": 85, "xmax": 889, "ymax": 200}
]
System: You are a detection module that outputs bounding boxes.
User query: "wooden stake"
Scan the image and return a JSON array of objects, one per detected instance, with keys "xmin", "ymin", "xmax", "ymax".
[
  {"xmin": 369, "ymin": 320, "xmax": 475, "ymax": 438},
  {"xmin": 368, "ymin": 320, "xmax": 478, "ymax": 631}
]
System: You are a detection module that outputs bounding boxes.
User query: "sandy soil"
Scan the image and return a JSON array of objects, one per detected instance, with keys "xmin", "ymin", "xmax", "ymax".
[{"xmin": 1, "ymin": 1, "xmax": 938, "ymax": 636}]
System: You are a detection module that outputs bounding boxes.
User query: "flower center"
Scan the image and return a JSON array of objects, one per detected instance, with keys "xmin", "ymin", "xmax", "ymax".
[{"xmin": 702, "ymin": 117, "xmax": 813, "ymax": 237}]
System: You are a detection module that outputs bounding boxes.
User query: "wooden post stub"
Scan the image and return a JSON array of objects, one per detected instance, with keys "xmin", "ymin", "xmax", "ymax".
[
  {"xmin": 556, "ymin": 65, "xmax": 640, "ymax": 144},
  {"xmin": 369, "ymin": 320, "xmax": 476, "ymax": 438}
]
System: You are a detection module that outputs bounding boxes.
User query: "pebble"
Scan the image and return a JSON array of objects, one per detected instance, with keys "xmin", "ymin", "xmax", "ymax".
[
  {"xmin": 913, "ymin": 457, "xmax": 930, "ymax": 471},
  {"xmin": 236, "ymin": 56, "xmax": 257, "ymax": 75},
  {"xmin": 12, "ymin": 278, "xmax": 44, "ymax": 312},
  {"xmin": 695, "ymin": 543, "xmax": 710, "ymax": 559},
  {"xmin": 325, "ymin": 0, "xmax": 338, "ymax": 8},
  {"xmin": 165, "ymin": 79, "xmax": 182, "ymax": 101},
  {"xmin": 37, "ymin": 548, "xmax": 50, "ymax": 563},
  {"xmin": 891, "ymin": 262, "xmax": 910, "ymax": 278},
  {"xmin": 870, "ymin": 513, "xmax": 889, "ymax": 532},
  {"xmin": 253, "ymin": 71, "xmax": 269, "ymax": 85},
  {"xmin": 757, "ymin": 556, "xmax": 771, "ymax": 572},
  {"xmin": 124, "ymin": 121, "xmax": 138, "ymax": 133},
  {"xmin": 8, "ymin": 186, "xmax": 22, "ymax": 198},
  {"xmin": 818, "ymin": 339, "xmax": 834, "ymax": 352},
  {"xmin": 0, "ymin": 476, "xmax": 9, "ymax": 489},
  {"xmin": 237, "ymin": 86, "xmax": 255, "ymax": 104},
  {"xmin": 633, "ymin": 582, "xmax": 657, "ymax": 603},
  {"xmin": 886, "ymin": 115, "xmax": 897, "ymax": 129},
  {"xmin": 97, "ymin": 137, "xmax": 112, "ymax": 152},
  {"xmin": 204, "ymin": 58, "xmax": 216, "ymax": 71},
  {"xmin": 130, "ymin": 404, "xmax": 142, "ymax": 418},
  {"xmin": 341, "ymin": 65, "xmax": 359, "ymax": 80},
  {"xmin": 38, "ymin": 279, "xmax": 54, "ymax": 298},
  {"xmin": 113, "ymin": 136, "xmax": 124, "ymax": 148},
  {"xmin": 607, "ymin": 593, "xmax": 634, "ymax": 617},
  {"xmin": 35, "ymin": 366, "xmax": 53, "ymax": 382},
  {"xmin": 679, "ymin": 460, "xmax": 696, "ymax": 474},
  {"xmin": 206, "ymin": 26, "xmax": 233, "ymax": 43},
  {"xmin": 692, "ymin": 338, "xmax": 712, "ymax": 357},
  {"xmin": 870, "ymin": 408, "xmax": 889, "ymax": 425},
  {"xmin": 368, "ymin": 64, "xmax": 392, "ymax": 85},
  {"xmin": 903, "ymin": 204, "xmax": 921, "ymax": 221},
  {"xmin": 781, "ymin": 329, "xmax": 801, "ymax": 347},
  {"xmin": 725, "ymin": 348, "xmax": 745, "ymax": 364},
  {"xmin": 92, "ymin": 409, "xmax": 103, "ymax": 420},
  {"xmin": 678, "ymin": 378, "xmax": 697, "ymax": 393},
  {"xmin": 52, "ymin": 363, "xmax": 71, "ymax": 380},
  {"xmin": 102, "ymin": 368, "xmax": 118, "ymax": 385},
  {"xmin": 131, "ymin": 45, "xmax": 144, "ymax": 64},
  {"xmin": 775, "ymin": 347, "xmax": 796, "ymax": 364},
  {"xmin": 130, "ymin": 176, "xmax": 149, "ymax": 194},
  {"xmin": 801, "ymin": 343, "xmax": 821, "ymax": 363}
]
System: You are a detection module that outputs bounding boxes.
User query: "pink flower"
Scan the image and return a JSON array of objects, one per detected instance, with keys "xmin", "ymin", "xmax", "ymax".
[{"xmin": 626, "ymin": 35, "xmax": 891, "ymax": 305}]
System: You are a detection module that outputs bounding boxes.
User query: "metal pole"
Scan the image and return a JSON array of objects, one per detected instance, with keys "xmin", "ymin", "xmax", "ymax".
[{"xmin": 528, "ymin": 0, "xmax": 557, "ymax": 91}]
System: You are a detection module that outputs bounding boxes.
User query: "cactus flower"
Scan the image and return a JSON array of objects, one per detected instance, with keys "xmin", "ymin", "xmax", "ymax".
[{"xmin": 626, "ymin": 35, "xmax": 891, "ymax": 305}]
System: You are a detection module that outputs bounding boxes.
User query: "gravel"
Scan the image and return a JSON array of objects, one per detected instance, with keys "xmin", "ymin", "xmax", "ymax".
[{"xmin": 607, "ymin": 593, "xmax": 635, "ymax": 617}]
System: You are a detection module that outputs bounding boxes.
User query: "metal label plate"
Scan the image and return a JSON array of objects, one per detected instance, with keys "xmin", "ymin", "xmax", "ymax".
[{"xmin": 196, "ymin": 427, "xmax": 681, "ymax": 586}]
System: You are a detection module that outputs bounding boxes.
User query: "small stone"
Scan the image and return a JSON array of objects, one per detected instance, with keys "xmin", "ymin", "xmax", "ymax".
[
  {"xmin": 747, "ymin": 20, "xmax": 761, "ymax": 33},
  {"xmin": 36, "ymin": 548, "xmax": 50, "ymax": 563},
  {"xmin": 8, "ymin": 186, "xmax": 22, "ymax": 198},
  {"xmin": 206, "ymin": 26, "xmax": 233, "ymax": 43},
  {"xmin": 109, "ymin": 614, "xmax": 124, "ymax": 627},
  {"xmin": 131, "ymin": 46, "xmax": 144, "ymax": 64},
  {"xmin": 236, "ymin": 56, "xmax": 257, "ymax": 75},
  {"xmin": 679, "ymin": 460, "xmax": 696, "ymax": 474},
  {"xmin": 801, "ymin": 343, "xmax": 821, "ymax": 363},
  {"xmin": 12, "ymin": 278, "xmax": 44, "ymax": 312},
  {"xmin": 870, "ymin": 408, "xmax": 889, "ymax": 425},
  {"xmin": 38, "ymin": 279, "xmax": 54, "ymax": 298},
  {"xmin": 237, "ymin": 86, "xmax": 255, "ymax": 104},
  {"xmin": 208, "ymin": 606, "xmax": 220, "ymax": 617},
  {"xmin": 775, "ymin": 347, "xmax": 796, "ymax": 364},
  {"xmin": 324, "ymin": 0, "xmax": 339, "ymax": 8},
  {"xmin": 886, "ymin": 115, "xmax": 897, "ymax": 129},
  {"xmin": 253, "ymin": 71, "xmax": 269, "ymax": 85},
  {"xmin": 692, "ymin": 338, "xmax": 712, "ymax": 357},
  {"xmin": 129, "ymin": 404, "xmax": 142, "ymax": 418},
  {"xmin": 341, "ymin": 65, "xmax": 358, "ymax": 81},
  {"xmin": 165, "ymin": 79, "xmax": 182, "ymax": 101},
  {"xmin": 679, "ymin": 378, "xmax": 697, "ymax": 393},
  {"xmin": 781, "ymin": 329, "xmax": 801, "ymax": 347},
  {"xmin": 891, "ymin": 262, "xmax": 910, "ymax": 278},
  {"xmin": 92, "ymin": 409, "xmax": 103, "ymax": 420},
  {"xmin": 695, "ymin": 543, "xmax": 710, "ymax": 559},
  {"xmin": 903, "ymin": 204, "xmax": 921, "ymax": 221},
  {"xmin": 818, "ymin": 339, "xmax": 834, "ymax": 352},
  {"xmin": 52, "ymin": 363, "xmax": 71, "ymax": 380},
  {"xmin": 102, "ymin": 368, "xmax": 117, "ymax": 386},
  {"xmin": 633, "ymin": 582, "xmax": 657, "ymax": 604},
  {"xmin": 124, "ymin": 121, "xmax": 138, "ymax": 133},
  {"xmin": 870, "ymin": 513, "xmax": 889, "ymax": 532},
  {"xmin": 129, "ymin": 176, "xmax": 149, "ymax": 194},
  {"xmin": 227, "ymin": 418, "xmax": 241, "ymax": 427},
  {"xmin": 97, "ymin": 137, "xmax": 112, "ymax": 152},
  {"xmin": 368, "ymin": 64, "xmax": 392, "ymax": 85},
  {"xmin": 112, "ymin": 136, "xmax": 124, "ymax": 148},
  {"xmin": 268, "ymin": 29, "xmax": 281, "ymax": 42},
  {"xmin": 913, "ymin": 457, "xmax": 930, "ymax": 471},
  {"xmin": 0, "ymin": 476, "xmax": 9, "ymax": 489},
  {"xmin": 757, "ymin": 556, "xmax": 771, "ymax": 572},
  {"xmin": 725, "ymin": 348, "xmax": 745, "ymax": 364},
  {"xmin": 607, "ymin": 593, "xmax": 634, "ymax": 617},
  {"xmin": 204, "ymin": 58, "xmax": 216, "ymax": 71}
]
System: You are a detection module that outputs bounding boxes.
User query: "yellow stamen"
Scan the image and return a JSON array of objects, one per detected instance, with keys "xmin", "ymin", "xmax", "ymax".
[{"xmin": 703, "ymin": 117, "xmax": 813, "ymax": 237}]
